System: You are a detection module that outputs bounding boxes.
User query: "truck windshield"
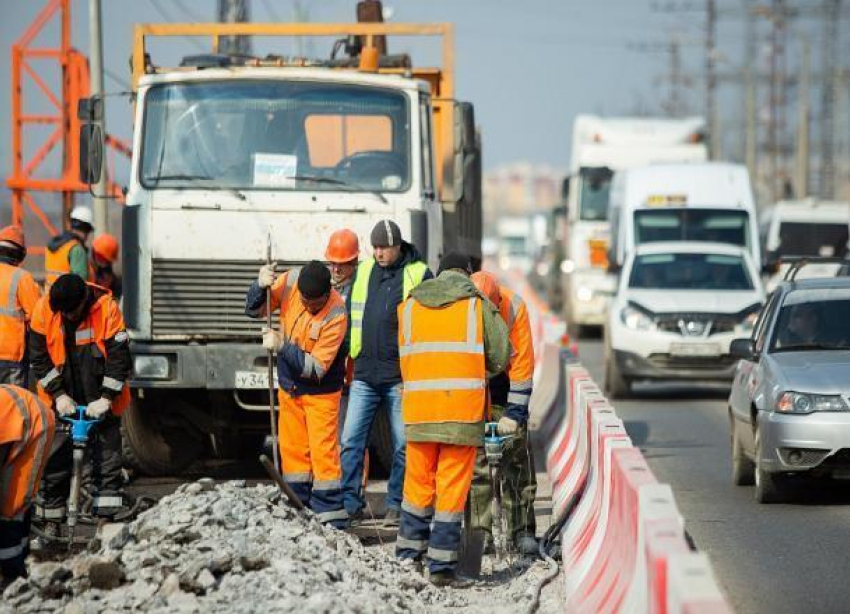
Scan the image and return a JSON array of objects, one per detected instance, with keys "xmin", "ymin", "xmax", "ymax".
[
  {"xmin": 629, "ymin": 252, "xmax": 753, "ymax": 291},
  {"xmin": 141, "ymin": 80, "xmax": 410, "ymax": 193},
  {"xmin": 634, "ymin": 209, "xmax": 750, "ymax": 250},
  {"xmin": 775, "ymin": 222, "xmax": 849, "ymax": 257},
  {"xmin": 578, "ymin": 167, "xmax": 613, "ymax": 221}
]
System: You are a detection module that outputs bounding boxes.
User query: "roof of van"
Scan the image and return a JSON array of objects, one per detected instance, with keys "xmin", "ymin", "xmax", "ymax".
[
  {"xmin": 634, "ymin": 241, "xmax": 751, "ymax": 258},
  {"xmin": 762, "ymin": 199, "xmax": 850, "ymax": 223}
]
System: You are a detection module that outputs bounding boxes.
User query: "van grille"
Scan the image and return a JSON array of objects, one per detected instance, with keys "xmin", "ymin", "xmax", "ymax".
[{"xmin": 151, "ymin": 259, "xmax": 296, "ymax": 338}]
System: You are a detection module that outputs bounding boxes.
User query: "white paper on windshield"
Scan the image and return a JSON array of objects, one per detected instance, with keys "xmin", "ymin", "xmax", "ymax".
[{"xmin": 253, "ymin": 153, "xmax": 297, "ymax": 186}]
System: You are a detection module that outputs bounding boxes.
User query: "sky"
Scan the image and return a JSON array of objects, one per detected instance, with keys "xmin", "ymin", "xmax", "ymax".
[{"xmin": 0, "ymin": 0, "xmax": 717, "ymax": 188}]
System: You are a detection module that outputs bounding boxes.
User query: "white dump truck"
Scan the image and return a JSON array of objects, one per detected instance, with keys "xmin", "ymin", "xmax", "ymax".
[{"xmin": 78, "ymin": 15, "xmax": 482, "ymax": 474}]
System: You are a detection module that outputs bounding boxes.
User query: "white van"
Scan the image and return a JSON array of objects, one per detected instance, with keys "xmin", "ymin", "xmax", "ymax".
[
  {"xmin": 608, "ymin": 162, "xmax": 760, "ymax": 273},
  {"xmin": 760, "ymin": 199, "xmax": 850, "ymax": 290}
]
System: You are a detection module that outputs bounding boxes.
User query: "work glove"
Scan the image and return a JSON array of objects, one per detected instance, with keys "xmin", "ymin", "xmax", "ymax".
[
  {"xmin": 86, "ymin": 397, "xmax": 112, "ymax": 419},
  {"xmin": 258, "ymin": 264, "xmax": 276, "ymax": 289},
  {"xmin": 54, "ymin": 394, "xmax": 77, "ymax": 417},
  {"xmin": 497, "ymin": 416, "xmax": 518, "ymax": 436},
  {"xmin": 262, "ymin": 328, "xmax": 283, "ymax": 352}
]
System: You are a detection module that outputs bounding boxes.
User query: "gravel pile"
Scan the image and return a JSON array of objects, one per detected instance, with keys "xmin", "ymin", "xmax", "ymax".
[{"xmin": 2, "ymin": 480, "xmax": 467, "ymax": 613}]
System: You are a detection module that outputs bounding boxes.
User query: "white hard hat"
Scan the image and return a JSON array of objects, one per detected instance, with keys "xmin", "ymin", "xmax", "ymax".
[{"xmin": 69, "ymin": 205, "xmax": 94, "ymax": 226}]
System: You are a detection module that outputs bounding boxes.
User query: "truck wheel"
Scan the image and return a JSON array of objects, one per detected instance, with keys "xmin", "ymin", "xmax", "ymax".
[
  {"xmin": 731, "ymin": 420, "xmax": 755, "ymax": 486},
  {"xmin": 604, "ymin": 356, "xmax": 631, "ymax": 400},
  {"xmin": 754, "ymin": 429, "xmax": 787, "ymax": 504},
  {"xmin": 121, "ymin": 396, "xmax": 204, "ymax": 476},
  {"xmin": 369, "ymin": 408, "xmax": 394, "ymax": 478}
]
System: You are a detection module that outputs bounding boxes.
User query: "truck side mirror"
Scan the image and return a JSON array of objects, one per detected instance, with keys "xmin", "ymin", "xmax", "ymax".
[
  {"xmin": 561, "ymin": 177, "xmax": 570, "ymax": 201},
  {"xmin": 453, "ymin": 102, "xmax": 476, "ymax": 203},
  {"xmin": 79, "ymin": 123, "xmax": 104, "ymax": 185}
]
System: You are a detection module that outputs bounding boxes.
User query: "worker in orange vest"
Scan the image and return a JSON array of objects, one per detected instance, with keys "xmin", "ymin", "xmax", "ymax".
[
  {"xmin": 0, "ymin": 225, "xmax": 42, "ymax": 387},
  {"xmin": 0, "ymin": 384, "xmax": 54, "ymax": 584},
  {"xmin": 395, "ymin": 253, "xmax": 509, "ymax": 586},
  {"xmin": 470, "ymin": 270, "xmax": 539, "ymax": 556},
  {"xmin": 245, "ymin": 260, "xmax": 349, "ymax": 528},
  {"xmin": 44, "ymin": 206, "xmax": 94, "ymax": 287},
  {"xmin": 90, "ymin": 233, "xmax": 122, "ymax": 299},
  {"xmin": 30, "ymin": 274, "xmax": 132, "ymax": 528}
]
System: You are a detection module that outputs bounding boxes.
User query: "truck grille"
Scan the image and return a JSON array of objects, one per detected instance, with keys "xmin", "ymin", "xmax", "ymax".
[{"xmin": 151, "ymin": 259, "xmax": 295, "ymax": 338}]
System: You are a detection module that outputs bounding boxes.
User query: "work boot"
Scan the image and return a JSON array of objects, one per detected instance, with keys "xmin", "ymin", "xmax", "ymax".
[
  {"xmin": 428, "ymin": 569, "xmax": 474, "ymax": 589},
  {"xmin": 516, "ymin": 533, "xmax": 539, "ymax": 557},
  {"xmin": 383, "ymin": 507, "xmax": 401, "ymax": 528},
  {"xmin": 348, "ymin": 509, "xmax": 365, "ymax": 527}
]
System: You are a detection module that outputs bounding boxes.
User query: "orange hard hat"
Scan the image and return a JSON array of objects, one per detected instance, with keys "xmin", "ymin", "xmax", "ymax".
[
  {"xmin": 325, "ymin": 229, "xmax": 360, "ymax": 263},
  {"xmin": 471, "ymin": 271, "xmax": 501, "ymax": 307},
  {"xmin": 0, "ymin": 225, "xmax": 26, "ymax": 251},
  {"xmin": 92, "ymin": 233, "xmax": 119, "ymax": 263}
]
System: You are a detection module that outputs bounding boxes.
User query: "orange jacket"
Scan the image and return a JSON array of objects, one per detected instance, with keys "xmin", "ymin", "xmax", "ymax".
[
  {"xmin": 44, "ymin": 234, "xmax": 92, "ymax": 287},
  {"xmin": 0, "ymin": 384, "xmax": 55, "ymax": 519},
  {"xmin": 30, "ymin": 285, "xmax": 131, "ymax": 415},
  {"xmin": 398, "ymin": 295, "xmax": 486, "ymax": 427},
  {"xmin": 499, "ymin": 286, "xmax": 534, "ymax": 418},
  {"xmin": 0, "ymin": 262, "xmax": 42, "ymax": 363}
]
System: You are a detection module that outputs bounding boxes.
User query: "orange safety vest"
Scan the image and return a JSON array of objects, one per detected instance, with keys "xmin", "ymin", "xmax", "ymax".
[
  {"xmin": 31, "ymin": 285, "xmax": 131, "ymax": 415},
  {"xmin": 398, "ymin": 296, "xmax": 486, "ymax": 425},
  {"xmin": 498, "ymin": 286, "xmax": 535, "ymax": 388},
  {"xmin": 0, "ymin": 263, "xmax": 40, "ymax": 363},
  {"xmin": 44, "ymin": 236, "xmax": 92, "ymax": 287},
  {"xmin": 0, "ymin": 384, "xmax": 54, "ymax": 520}
]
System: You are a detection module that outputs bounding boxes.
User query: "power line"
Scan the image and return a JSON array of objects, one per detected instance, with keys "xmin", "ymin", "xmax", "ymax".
[{"xmin": 150, "ymin": 0, "xmax": 206, "ymax": 51}]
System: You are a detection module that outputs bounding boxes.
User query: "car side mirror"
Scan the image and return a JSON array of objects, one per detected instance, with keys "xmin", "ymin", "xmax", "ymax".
[{"xmin": 730, "ymin": 338, "xmax": 756, "ymax": 360}]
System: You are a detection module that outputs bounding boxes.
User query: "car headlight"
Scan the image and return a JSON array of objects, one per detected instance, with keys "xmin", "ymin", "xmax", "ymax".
[
  {"xmin": 776, "ymin": 391, "xmax": 849, "ymax": 414},
  {"xmin": 620, "ymin": 304, "xmax": 654, "ymax": 331},
  {"xmin": 133, "ymin": 355, "xmax": 170, "ymax": 380}
]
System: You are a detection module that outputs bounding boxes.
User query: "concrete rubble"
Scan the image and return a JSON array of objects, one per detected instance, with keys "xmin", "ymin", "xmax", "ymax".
[{"xmin": 2, "ymin": 479, "xmax": 563, "ymax": 613}]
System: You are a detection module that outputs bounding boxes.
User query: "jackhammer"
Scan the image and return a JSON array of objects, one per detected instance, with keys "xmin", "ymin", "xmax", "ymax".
[
  {"xmin": 483, "ymin": 421, "xmax": 513, "ymax": 560},
  {"xmin": 63, "ymin": 406, "xmax": 102, "ymax": 550}
]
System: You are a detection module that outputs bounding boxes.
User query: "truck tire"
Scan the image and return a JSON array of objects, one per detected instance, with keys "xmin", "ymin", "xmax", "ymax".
[
  {"xmin": 604, "ymin": 356, "xmax": 631, "ymax": 400},
  {"xmin": 121, "ymin": 397, "xmax": 204, "ymax": 476},
  {"xmin": 369, "ymin": 408, "xmax": 394, "ymax": 478}
]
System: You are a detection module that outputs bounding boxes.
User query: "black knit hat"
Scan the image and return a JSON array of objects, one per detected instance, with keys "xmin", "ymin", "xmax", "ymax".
[
  {"xmin": 370, "ymin": 219, "xmax": 403, "ymax": 248},
  {"xmin": 297, "ymin": 260, "xmax": 332, "ymax": 300},
  {"xmin": 49, "ymin": 274, "xmax": 88, "ymax": 313},
  {"xmin": 437, "ymin": 252, "xmax": 472, "ymax": 276}
]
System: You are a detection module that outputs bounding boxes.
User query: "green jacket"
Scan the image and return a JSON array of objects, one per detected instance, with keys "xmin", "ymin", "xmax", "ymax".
[{"xmin": 404, "ymin": 270, "xmax": 510, "ymax": 446}]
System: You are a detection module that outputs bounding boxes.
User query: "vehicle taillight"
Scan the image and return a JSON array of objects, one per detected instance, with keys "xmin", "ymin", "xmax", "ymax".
[{"xmin": 588, "ymin": 238, "xmax": 609, "ymax": 268}]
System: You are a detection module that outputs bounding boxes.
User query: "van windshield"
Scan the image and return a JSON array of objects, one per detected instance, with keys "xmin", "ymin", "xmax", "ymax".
[
  {"xmin": 578, "ymin": 167, "xmax": 613, "ymax": 221},
  {"xmin": 634, "ymin": 209, "xmax": 750, "ymax": 250},
  {"xmin": 140, "ymin": 80, "xmax": 410, "ymax": 192},
  {"xmin": 775, "ymin": 221, "xmax": 849, "ymax": 258},
  {"xmin": 629, "ymin": 252, "xmax": 754, "ymax": 290}
]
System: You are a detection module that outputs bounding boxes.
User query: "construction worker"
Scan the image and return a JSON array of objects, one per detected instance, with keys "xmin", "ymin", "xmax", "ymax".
[
  {"xmin": 0, "ymin": 385, "xmax": 54, "ymax": 585},
  {"xmin": 341, "ymin": 220, "xmax": 432, "ymax": 527},
  {"xmin": 470, "ymin": 271, "xmax": 539, "ymax": 556},
  {"xmin": 91, "ymin": 233, "xmax": 122, "ymax": 299},
  {"xmin": 325, "ymin": 228, "xmax": 359, "ymax": 303},
  {"xmin": 324, "ymin": 229, "xmax": 359, "ymax": 433},
  {"xmin": 44, "ymin": 205, "xmax": 94, "ymax": 287},
  {"xmin": 395, "ymin": 253, "xmax": 509, "ymax": 586},
  {"xmin": 30, "ymin": 274, "xmax": 132, "ymax": 528},
  {"xmin": 245, "ymin": 260, "xmax": 349, "ymax": 528},
  {"xmin": 0, "ymin": 225, "xmax": 42, "ymax": 386}
]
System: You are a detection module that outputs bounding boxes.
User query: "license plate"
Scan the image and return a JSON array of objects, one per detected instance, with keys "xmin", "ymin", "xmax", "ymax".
[
  {"xmin": 235, "ymin": 371, "xmax": 278, "ymax": 389},
  {"xmin": 669, "ymin": 343, "xmax": 721, "ymax": 358}
]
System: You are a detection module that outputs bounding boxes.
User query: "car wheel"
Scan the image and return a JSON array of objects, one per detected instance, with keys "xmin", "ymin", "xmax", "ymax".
[
  {"xmin": 604, "ymin": 355, "xmax": 631, "ymax": 400},
  {"xmin": 754, "ymin": 428, "xmax": 787, "ymax": 504},
  {"xmin": 731, "ymin": 419, "xmax": 755, "ymax": 486}
]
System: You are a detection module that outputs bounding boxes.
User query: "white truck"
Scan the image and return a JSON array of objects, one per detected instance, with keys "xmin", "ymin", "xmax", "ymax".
[
  {"xmin": 496, "ymin": 216, "xmax": 533, "ymax": 274},
  {"xmin": 77, "ymin": 17, "xmax": 482, "ymax": 474},
  {"xmin": 561, "ymin": 115, "xmax": 708, "ymax": 336}
]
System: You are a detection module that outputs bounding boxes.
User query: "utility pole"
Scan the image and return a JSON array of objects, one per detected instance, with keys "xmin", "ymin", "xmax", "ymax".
[
  {"xmin": 88, "ymin": 0, "xmax": 108, "ymax": 234},
  {"xmin": 706, "ymin": 0, "xmax": 718, "ymax": 157},
  {"xmin": 217, "ymin": 0, "xmax": 251, "ymax": 55},
  {"xmin": 796, "ymin": 38, "xmax": 811, "ymax": 198},
  {"xmin": 744, "ymin": 1, "xmax": 758, "ymax": 186},
  {"xmin": 820, "ymin": 0, "xmax": 840, "ymax": 199}
]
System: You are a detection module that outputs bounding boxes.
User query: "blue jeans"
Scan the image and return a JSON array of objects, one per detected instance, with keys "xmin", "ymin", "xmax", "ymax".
[{"xmin": 340, "ymin": 380, "xmax": 405, "ymax": 514}]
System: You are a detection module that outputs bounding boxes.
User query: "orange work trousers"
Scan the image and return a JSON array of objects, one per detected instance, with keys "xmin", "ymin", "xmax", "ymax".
[{"xmin": 278, "ymin": 388, "xmax": 347, "ymax": 525}]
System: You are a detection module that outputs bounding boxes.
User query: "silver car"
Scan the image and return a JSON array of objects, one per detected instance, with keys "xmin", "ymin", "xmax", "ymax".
[{"xmin": 728, "ymin": 276, "xmax": 850, "ymax": 503}]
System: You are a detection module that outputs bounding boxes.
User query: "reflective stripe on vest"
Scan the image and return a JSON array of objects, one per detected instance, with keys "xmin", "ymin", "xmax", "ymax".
[
  {"xmin": 399, "ymin": 296, "xmax": 486, "ymax": 425},
  {"xmin": 349, "ymin": 258, "xmax": 428, "ymax": 359},
  {"xmin": 500, "ymin": 286, "xmax": 523, "ymax": 331},
  {"xmin": 0, "ymin": 267, "xmax": 24, "ymax": 319}
]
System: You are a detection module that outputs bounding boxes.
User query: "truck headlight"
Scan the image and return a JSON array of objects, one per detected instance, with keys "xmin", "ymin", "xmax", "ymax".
[
  {"xmin": 620, "ymin": 304, "xmax": 654, "ymax": 331},
  {"xmin": 577, "ymin": 286, "xmax": 593, "ymax": 302},
  {"xmin": 134, "ymin": 355, "xmax": 170, "ymax": 380},
  {"xmin": 777, "ymin": 391, "xmax": 849, "ymax": 414}
]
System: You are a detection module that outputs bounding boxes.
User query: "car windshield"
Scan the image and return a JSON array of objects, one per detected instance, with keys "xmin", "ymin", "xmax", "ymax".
[
  {"xmin": 141, "ymin": 80, "xmax": 410, "ymax": 193},
  {"xmin": 628, "ymin": 252, "xmax": 754, "ymax": 290},
  {"xmin": 771, "ymin": 287, "xmax": 850, "ymax": 351},
  {"xmin": 578, "ymin": 167, "xmax": 613, "ymax": 221},
  {"xmin": 634, "ymin": 208, "xmax": 750, "ymax": 249}
]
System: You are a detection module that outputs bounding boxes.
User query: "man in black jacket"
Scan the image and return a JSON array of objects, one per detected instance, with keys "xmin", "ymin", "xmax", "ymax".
[{"xmin": 341, "ymin": 220, "xmax": 432, "ymax": 525}]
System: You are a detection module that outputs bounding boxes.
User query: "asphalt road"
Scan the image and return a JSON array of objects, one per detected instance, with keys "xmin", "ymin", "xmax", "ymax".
[{"xmin": 576, "ymin": 338, "xmax": 850, "ymax": 614}]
